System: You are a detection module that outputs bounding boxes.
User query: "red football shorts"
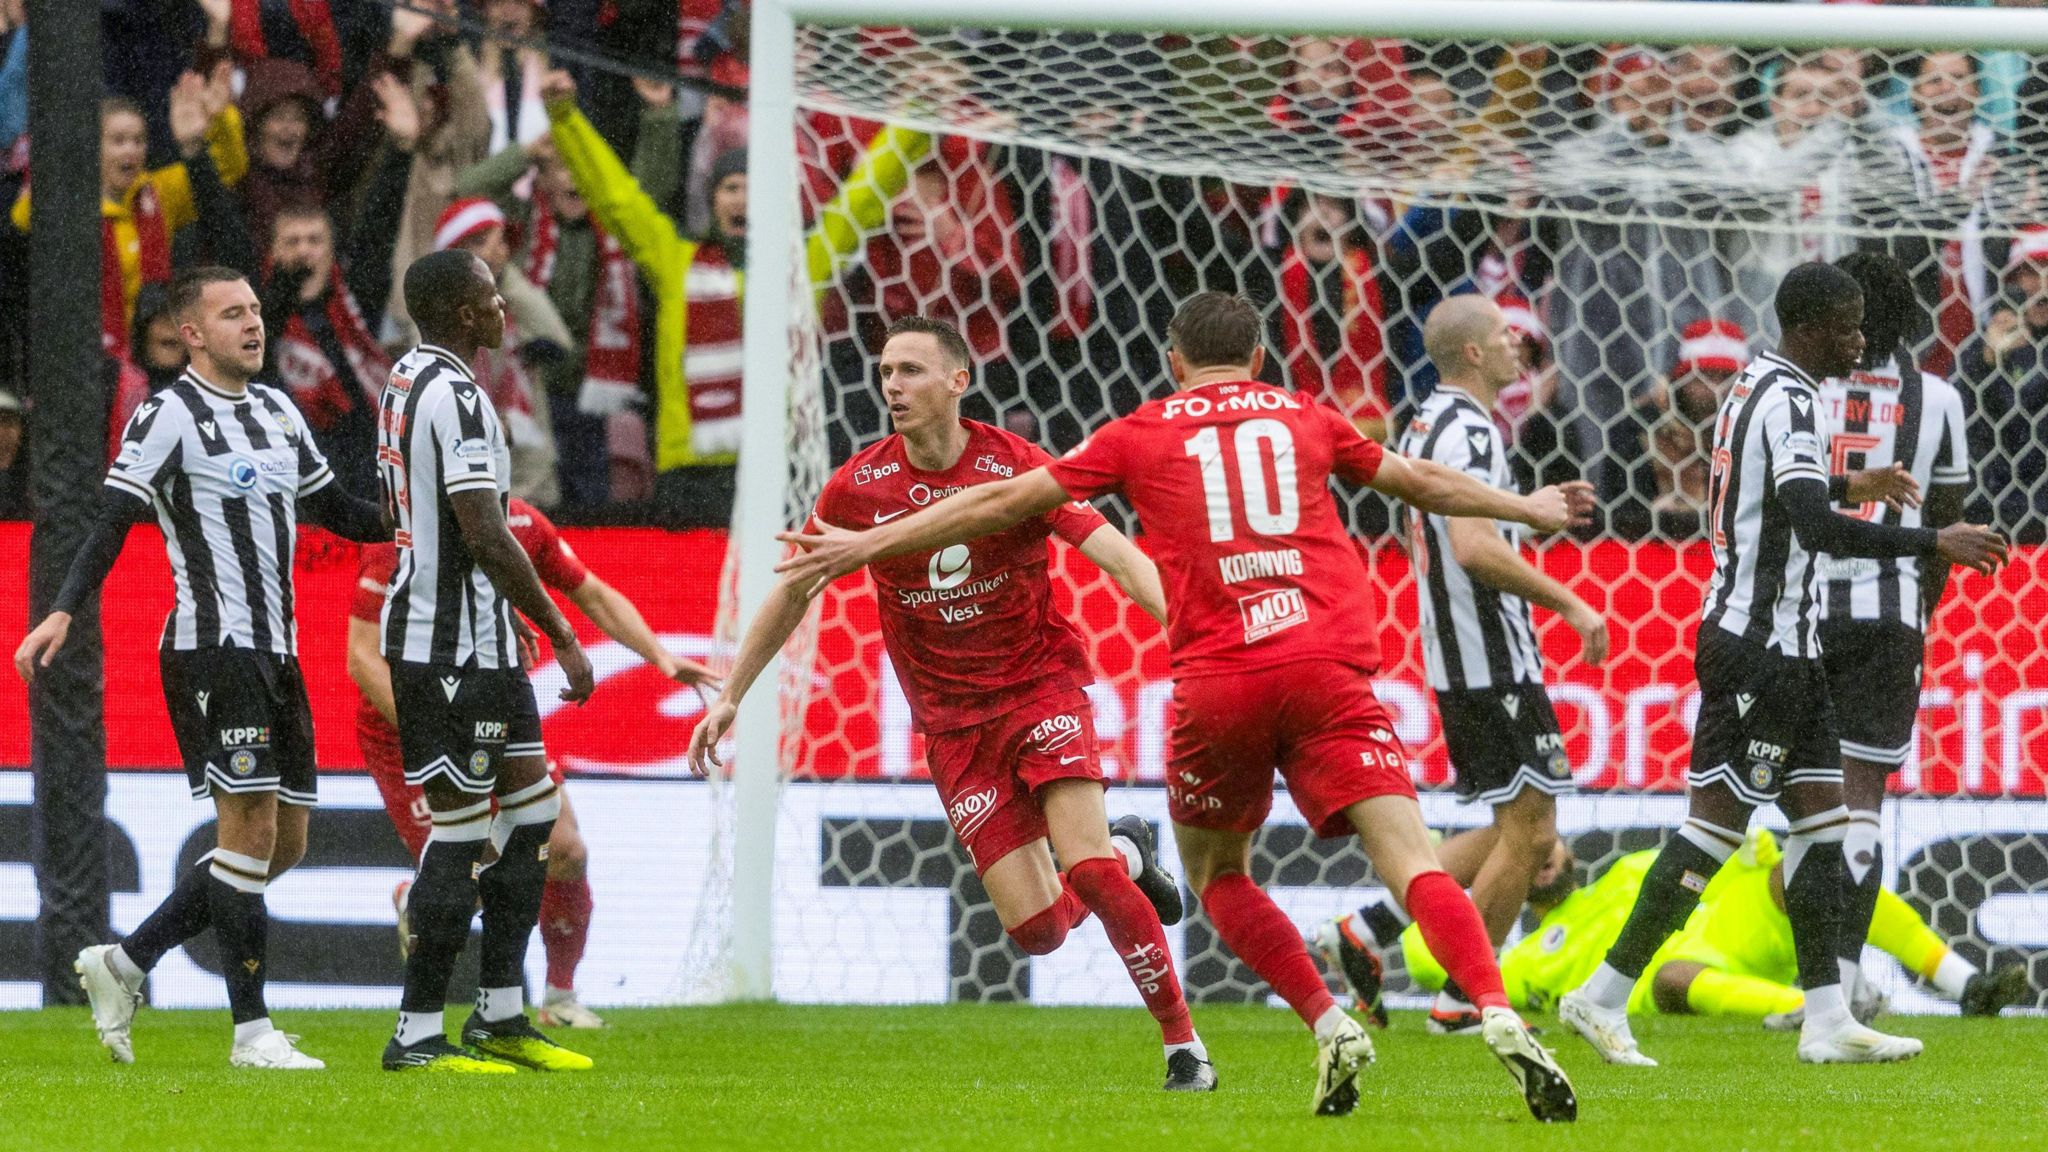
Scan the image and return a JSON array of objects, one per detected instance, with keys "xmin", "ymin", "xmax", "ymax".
[
  {"xmin": 360, "ymin": 713, "xmax": 565, "ymax": 862},
  {"xmin": 1166, "ymin": 660, "xmax": 1414, "ymax": 838},
  {"xmin": 923, "ymin": 689, "xmax": 1104, "ymax": 874}
]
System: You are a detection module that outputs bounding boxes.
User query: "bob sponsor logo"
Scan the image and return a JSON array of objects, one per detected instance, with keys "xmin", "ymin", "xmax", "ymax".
[
  {"xmin": 973, "ymin": 455, "xmax": 1013, "ymax": 478},
  {"xmin": 1238, "ymin": 586, "xmax": 1308, "ymax": 643},
  {"xmin": 853, "ymin": 460, "xmax": 901, "ymax": 485}
]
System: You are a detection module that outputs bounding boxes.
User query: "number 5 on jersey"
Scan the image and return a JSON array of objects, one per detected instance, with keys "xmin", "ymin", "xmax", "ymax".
[{"xmin": 1183, "ymin": 419, "xmax": 1299, "ymax": 543}]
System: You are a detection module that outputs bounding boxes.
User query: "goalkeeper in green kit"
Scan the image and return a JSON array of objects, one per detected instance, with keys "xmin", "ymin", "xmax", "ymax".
[{"xmin": 1392, "ymin": 833, "xmax": 2027, "ymax": 1022}]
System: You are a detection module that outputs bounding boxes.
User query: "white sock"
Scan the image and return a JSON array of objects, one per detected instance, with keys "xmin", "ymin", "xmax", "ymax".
[
  {"xmin": 395, "ymin": 1009, "xmax": 444, "ymax": 1047},
  {"xmin": 233, "ymin": 1017, "xmax": 275, "ymax": 1046},
  {"xmin": 1312, "ymin": 1005, "xmax": 1351, "ymax": 1041},
  {"xmin": 1933, "ymin": 951, "xmax": 1977, "ymax": 1000},
  {"xmin": 108, "ymin": 945, "xmax": 146, "ymax": 991},
  {"xmin": 1109, "ymin": 836, "xmax": 1143, "ymax": 881},
  {"xmin": 477, "ymin": 985, "xmax": 524, "ymax": 1023},
  {"xmin": 1165, "ymin": 1035, "xmax": 1209, "ymax": 1062},
  {"xmin": 1839, "ymin": 957, "xmax": 1863, "ymax": 1000},
  {"xmin": 543, "ymin": 985, "xmax": 576, "ymax": 1004},
  {"xmin": 1803, "ymin": 983, "xmax": 1850, "ymax": 1030},
  {"xmin": 1583, "ymin": 962, "xmax": 1636, "ymax": 1012}
]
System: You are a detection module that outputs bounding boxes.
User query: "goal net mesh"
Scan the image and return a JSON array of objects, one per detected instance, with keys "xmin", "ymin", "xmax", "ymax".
[{"xmin": 702, "ymin": 26, "xmax": 2048, "ymax": 1012}]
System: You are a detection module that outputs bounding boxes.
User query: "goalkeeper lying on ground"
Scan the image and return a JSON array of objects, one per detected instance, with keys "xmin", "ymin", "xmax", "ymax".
[{"xmin": 1399, "ymin": 833, "xmax": 2028, "ymax": 1022}]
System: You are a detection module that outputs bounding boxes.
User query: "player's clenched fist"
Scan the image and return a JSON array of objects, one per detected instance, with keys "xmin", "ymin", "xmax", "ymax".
[{"xmin": 1523, "ymin": 481, "xmax": 1596, "ymax": 534}]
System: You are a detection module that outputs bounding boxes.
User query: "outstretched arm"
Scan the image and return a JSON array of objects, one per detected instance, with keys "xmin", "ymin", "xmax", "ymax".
[
  {"xmin": 1077, "ymin": 523, "xmax": 1167, "ymax": 627},
  {"xmin": 13, "ymin": 490, "xmax": 150, "ymax": 682},
  {"xmin": 1445, "ymin": 516, "xmax": 1607, "ymax": 666},
  {"xmin": 566, "ymin": 572, "xmax": 718, "ymax": 687},
  {"xmin": 1371, "ymin": 452, "xmax": 1593, "ymax": 533},
  {"xmin": 686, "ymin": 577, "xmax": 814, "ymax": 775},
  {"xmin": 775, "ymin": 468, "xmax": 1071, "ymax": 594},
  {"xmin": 1779, "ymin": 479, "xmax": 2003, "ymax": 573}
]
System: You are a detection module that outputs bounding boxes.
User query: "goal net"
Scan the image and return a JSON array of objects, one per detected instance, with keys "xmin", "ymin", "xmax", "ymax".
[{"xmin": 701, "ymin": 12, "xmax": 2048, "ymax": 1012}]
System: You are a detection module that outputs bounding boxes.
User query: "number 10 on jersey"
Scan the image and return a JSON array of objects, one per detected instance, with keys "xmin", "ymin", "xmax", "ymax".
[{"xmin": 1183, "ymin": 419, "xmax": 1300, "ymax": 543}]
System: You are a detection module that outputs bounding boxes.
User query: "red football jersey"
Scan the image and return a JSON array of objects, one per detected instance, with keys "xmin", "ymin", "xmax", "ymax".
[
  {"xmin": 1046, "ymin": 380, "xmax": 1386, "ymax": 680},
  {"xmin": 351, "ymin": 498, "xmax": 589, "ymax": 729},
  {"xmin": 814, "ymin": 420, "xmax": 1108, "ymax": 734}
]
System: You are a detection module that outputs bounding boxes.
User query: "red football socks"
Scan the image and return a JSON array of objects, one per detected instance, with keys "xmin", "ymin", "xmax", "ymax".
[
  {"xmin": 1008, "ymin": 883, "xmax": 1089, "ymax": 955},
  {"xmin": 1068, "ymin": 856, "xmax": 1195, "ymax": 1045},
  {"xmin": 1200, "ymin": 871, "xmax": 1338, "ymax": 1029},
  {"xmin": 540, "ymin": 876, "xmax": 593, "ymax": 991},
  {"xmin": 1405, "ymin": 870, "xmax": 1509, "ymax": 1010}
]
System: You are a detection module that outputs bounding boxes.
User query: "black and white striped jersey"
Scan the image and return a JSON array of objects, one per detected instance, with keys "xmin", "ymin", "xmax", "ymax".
[
  {"xmin": 1397, "ymin": 386, "xmax": 1544, "ymax": 691},
  {"xmin": 1816, "ymin": 356, "xmax": 1970, "ymax": 630},
  {"xmin": 375, "ymin": 344, "xmax": 516, "ymax": 668},
  {"xmin": 106, "ymin": 371, "xmax": 334, "ymax": 653},
  {"xmin": 1702, "ymin": 352, "xmax": 1832, "ymax": 658}
]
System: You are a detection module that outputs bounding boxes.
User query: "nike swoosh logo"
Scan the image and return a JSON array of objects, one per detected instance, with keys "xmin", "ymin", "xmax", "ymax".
[
  {"xmin": 873, "ymin": 510, "xmax": 906, "ymax": 523},
  {"xmin": 1059, "ymin": 754, "xmax": 1085, "ymax": 765}
]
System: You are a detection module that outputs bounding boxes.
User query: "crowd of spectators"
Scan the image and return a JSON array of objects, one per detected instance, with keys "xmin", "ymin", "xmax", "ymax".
[{"xmin": 0, "ymin": 1, "xmax": 2045, "ymax": 544}]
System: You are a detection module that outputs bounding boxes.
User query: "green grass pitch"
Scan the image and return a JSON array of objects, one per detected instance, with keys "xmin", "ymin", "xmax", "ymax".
[{"xmin": 6, "ymin": 1005, "xmax": 2043, "ymax": 1151}]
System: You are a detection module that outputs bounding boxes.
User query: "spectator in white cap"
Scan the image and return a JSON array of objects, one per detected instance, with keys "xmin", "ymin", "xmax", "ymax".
[
  {"xmin": 427, "ymin": 196, "xmax": 570, "ymax": 506},
  {"xmin": 1953, "ymin": 223, "xmax": 2048, "ymax": 542}
]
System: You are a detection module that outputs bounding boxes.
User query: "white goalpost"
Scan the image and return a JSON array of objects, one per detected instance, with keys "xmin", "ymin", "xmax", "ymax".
[{"xmin": 722, "ymin": 0, "xmax": 2048, "ymax": 1005}]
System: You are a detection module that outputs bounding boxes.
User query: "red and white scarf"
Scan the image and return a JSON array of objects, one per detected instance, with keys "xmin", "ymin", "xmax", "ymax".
[
  {"xmin": 101, "ymin": 183, "xmax": 172, "ymax": 359},
  {"xmin": 681, "ymin": 245, "xmax": 743, "ymax": 457},
  {"xmin": 525, "ymin": 197, "xmax": 642, "ymax": 415},
  {"xmin": 271, "ymin": 266, "xmax": 391, "ymax": 431}
]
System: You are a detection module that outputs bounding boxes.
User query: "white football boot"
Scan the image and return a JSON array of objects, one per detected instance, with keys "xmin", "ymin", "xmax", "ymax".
[
  {"xmin": 1559, "ymin": 989, "xmax": 1657, "ymax": 1067},
  {"xmin": 74, "ymin": 945, "xmax": 141, "ymax": 1065}
]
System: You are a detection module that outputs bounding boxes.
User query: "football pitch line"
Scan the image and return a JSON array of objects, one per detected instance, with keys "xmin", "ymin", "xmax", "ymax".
[{"xmin": 4, "ymin": 1004, "xmax": 2041, "ymax": 1151}]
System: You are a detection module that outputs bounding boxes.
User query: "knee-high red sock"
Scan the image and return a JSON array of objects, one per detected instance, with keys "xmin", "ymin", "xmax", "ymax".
[
  {"xmin": 1068, "ymin": 856, "xmax": 1195, "ymax": 1045},
  {"xmin": 1405, "ymin": 871, "xmax": 1508, "ymax": 1010},
  {"xmin": 1009, "ymin": 884, "xmax": 1089, "ymax": 955},
  {"xmin": 540, "ymin": 876, "xmax": 593, "ymax": 992},
  {"xmin": 1200, "ymin": 871, "xmax": 1337, "ymax": 1029}
]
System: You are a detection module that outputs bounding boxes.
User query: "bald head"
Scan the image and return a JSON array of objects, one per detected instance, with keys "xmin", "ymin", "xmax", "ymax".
[{"xmin": 1424, "ymin": 294, "xmax": 1522, "ymax": 398}]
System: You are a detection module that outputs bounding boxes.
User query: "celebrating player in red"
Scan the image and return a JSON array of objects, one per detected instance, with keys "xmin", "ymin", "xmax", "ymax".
[
  {"xmin": 777, "ymin": 294, "xmax": 1594, "ymax": 1121},
  {"xmin": 689, "ymin": 317, "xmax": 1215, "ymax": 1092},
  {"xmin": 348, "ymin": 497, "xmax": 717, "ymax": 1028}
]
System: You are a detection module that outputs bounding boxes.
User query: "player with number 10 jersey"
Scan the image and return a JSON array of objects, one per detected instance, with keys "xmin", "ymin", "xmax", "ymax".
[{"xmin": 777, "ymin": 294, "xmax": 1590, "ymax": 1121}]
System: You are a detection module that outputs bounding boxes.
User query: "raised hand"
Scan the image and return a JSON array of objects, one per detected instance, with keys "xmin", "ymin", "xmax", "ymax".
[
  {"xmin": 540, "ymin": 68, "xmax": 577, "ymax": 106},
  {"xmin": 372, "ymin": 71, "xmax": 423, "ymax": 151},
  {"xmin": 168, "ymin": 71, "xmax": 211, "ymax": 157},
  {"xmin": 200, "ymin": 60, "xmax": 235, "ymax": 122},
  {"xmin": 632, "ymin": 74, "xmax": 676, "ymax": 109},
  {"xmin": 391, "ymin": 0, "xmax": 453, "ymax": 56}
]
